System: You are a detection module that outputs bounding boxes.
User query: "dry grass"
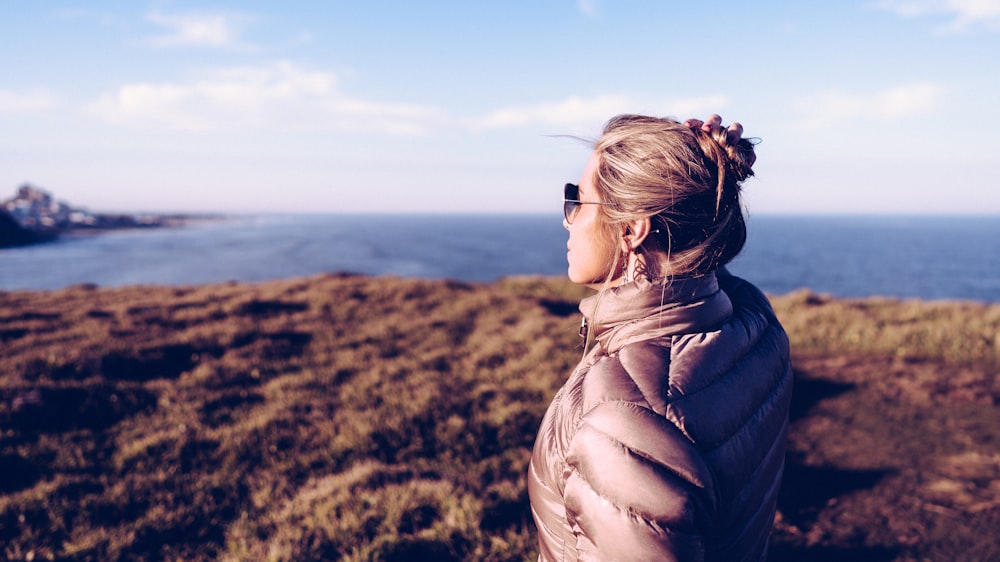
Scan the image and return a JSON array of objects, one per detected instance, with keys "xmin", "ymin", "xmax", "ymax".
[
  {"xmin": 772, "ymin": 289, "xmax": 1000, "ymax": 367},
  {"xmin": 0, "ymin": 275, "xmax": 997, "ymax": 561}
]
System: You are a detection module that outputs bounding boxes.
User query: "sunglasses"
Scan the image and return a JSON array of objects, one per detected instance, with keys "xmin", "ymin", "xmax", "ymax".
[{"xmin": 563, "ymin": 183, "xmax": 613, "ymax": 223}]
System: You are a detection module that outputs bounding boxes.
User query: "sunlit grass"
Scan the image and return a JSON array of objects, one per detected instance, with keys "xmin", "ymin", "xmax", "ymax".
[{"xmin": 771, "ymin": 289, "xmax": 1000, "ymax": 366}]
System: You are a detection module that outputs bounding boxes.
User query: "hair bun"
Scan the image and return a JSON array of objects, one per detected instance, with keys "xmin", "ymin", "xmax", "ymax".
[{"xmin": 593, "ymin": 114, "xmax": 753, "ymax": 278}]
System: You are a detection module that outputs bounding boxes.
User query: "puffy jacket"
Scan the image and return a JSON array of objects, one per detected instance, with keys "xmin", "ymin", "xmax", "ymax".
[{"xmin": 528, "ymin": 270, "xmax": 792, "ymax": 561}]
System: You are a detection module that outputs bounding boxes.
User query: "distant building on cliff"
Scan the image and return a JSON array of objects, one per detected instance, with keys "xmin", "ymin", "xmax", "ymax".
[
  {"xmin": 2, "ymin": 184, "xmax": 99, "ymax": 231},
  {"xmin": 0, "ymin": 183, "xmax": 178, "ymax": 249}
]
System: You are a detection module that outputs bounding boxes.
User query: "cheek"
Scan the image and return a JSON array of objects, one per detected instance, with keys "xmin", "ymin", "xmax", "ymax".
[
  {"xmin": 568, "ymin": 224, "xmax": 618, "ymax": 283},
  {"xmin": 588, "ymin": 231, "xmax": 616, "ymax": 262}
]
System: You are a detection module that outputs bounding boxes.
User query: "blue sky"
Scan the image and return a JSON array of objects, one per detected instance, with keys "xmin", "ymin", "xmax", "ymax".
[{"xmin": 2, "ymin": 1, "xmax": 998, "ymax": 214}]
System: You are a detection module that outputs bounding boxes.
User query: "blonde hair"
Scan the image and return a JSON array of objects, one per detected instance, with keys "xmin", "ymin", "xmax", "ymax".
[{"xmin": 591, "ymin": 114, "xmax": 757, "ymax": 280}]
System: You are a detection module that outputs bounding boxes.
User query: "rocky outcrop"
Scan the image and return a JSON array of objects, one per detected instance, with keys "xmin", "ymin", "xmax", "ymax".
[{"xmin": 0, "ymin": 208, "xmax": 55, "ymax": 249}]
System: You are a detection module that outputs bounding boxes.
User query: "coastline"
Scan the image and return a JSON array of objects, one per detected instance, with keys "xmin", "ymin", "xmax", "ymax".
[
  {"xmin": 0, "ymin": 211, "xmax": 229, "ymax": 250},
  {"xmin": 0, "ymin": 184, "xmax": 229, "ymax": 251},
  {"xmin": 1, "ymin": 274, "xmax": 998, "ymax": 560},
  {"xmin": 52, "ymin": 213, "xmax": 232, "ymax": 240}
]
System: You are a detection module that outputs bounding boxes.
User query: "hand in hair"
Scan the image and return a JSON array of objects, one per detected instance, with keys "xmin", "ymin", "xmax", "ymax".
[{"xmin": 684, "ymin": 114, "xmax": 756, "ymax": 167}]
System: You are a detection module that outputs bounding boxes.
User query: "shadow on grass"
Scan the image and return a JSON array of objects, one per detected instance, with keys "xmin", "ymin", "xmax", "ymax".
[
  {"xmin": 774, "ymin": 452, "xmax": 899, "ymax": 561},
  {"xmin": 370, "ymin": 533, "xmax": 470, "ymax": 562},
  {"xmin": 780, "ymin": 370, "xmax": 894, "ymax": 528},
  {"xmin": 769, "ymin": 543, "xmax": 900, "ymax": 562},
  {"xmin": 235, "ymin": 299, "xmax": 310, "ymax": 317},
  {"xmin": 770, "ymin": 366, "xmax": 908, "ymax": 561},
  {"xmin": 788, "ymin": 371, "xmax": 855, "ymax": 422},
  {"xmin": 1, "ymin": 385, "xmax": 158, "ymax": 433},
  {"xmin": 778, "ymin": 457, "xmax": 892, "ymax": 528},
  {"xmin": 537, "ymin": 298, "xmax": 579, "ymax": 318},
  {"xmin": 0, "ymin": 453, "xmax": 40, "ymax": 493},
  {"xmin": 102, "ymin": 343, "xmax": 225, "ymax": 381}
]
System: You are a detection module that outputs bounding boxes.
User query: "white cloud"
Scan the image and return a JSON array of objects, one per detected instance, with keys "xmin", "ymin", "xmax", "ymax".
[
  {"xmin": 873, "ymin": 0, "xmax": 1000, "ymax": 32},
  {"xmin": 470, "ymin": 95, "xmax": 629, "ymax": 131},
  {"xmin": 319, "ymin": 98, "xmax": 445, "ymax": 136},
  {"xmin": 0, "ymin": 89, "xmax": 58, "ymax": 113},
  {"xmin": 577, "ymin": 0, "xmax": 598, "ymax": 17},
  {"xmin": 89, "ymin": 64, "xmax": 730, "ymax": 137},
  {"xmin": 87, "ymin": 61, "xmax": 446, "ymax": 134},
  {"xmin": 467, "ymin": 94, "xmax": 729, "ymax": 132},
  {"xmin": 793, "ymin": 82, "xmax": 946, "ymax": 129},
  {"xmin": 146, "ymin": 10, "xmax": 254, "ymax": 49}
]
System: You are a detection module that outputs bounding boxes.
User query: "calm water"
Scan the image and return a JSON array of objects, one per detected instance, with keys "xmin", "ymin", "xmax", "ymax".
[{"xmin": 1, "ymin": 214, "xmax": 998, "ymax": 302}]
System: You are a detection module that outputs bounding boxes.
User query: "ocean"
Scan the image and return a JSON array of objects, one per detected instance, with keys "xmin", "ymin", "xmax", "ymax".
[{"xmin": 1, "ymin": 214, "xmax": 998, "ymax": 302}]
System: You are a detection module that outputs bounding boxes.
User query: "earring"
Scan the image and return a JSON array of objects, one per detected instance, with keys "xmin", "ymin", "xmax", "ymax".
[
  {"xmin": 621, "ymin": 246, "xmax": 633, "ymax": 284},
  {"xmin": 633, "ymin": 248, "xmax": 649, "ymax": 280}
]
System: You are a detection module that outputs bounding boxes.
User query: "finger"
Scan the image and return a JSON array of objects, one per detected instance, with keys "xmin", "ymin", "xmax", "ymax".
[
  {"xmin": 684, "ymin": 118, "xmax": 704, "ymax": 129},
  {"xmin": 703, "ymin": 114, "xmax": 723, "ymax": 133},
  {"xmin": 726, "ymin": 122, "xmax": 744, "ymax": 145}
]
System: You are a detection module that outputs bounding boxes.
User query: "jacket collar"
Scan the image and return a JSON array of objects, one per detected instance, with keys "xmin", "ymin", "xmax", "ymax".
[{"xmin": 578, "ymin": 273, "xmax": 733, "ymax": 354}]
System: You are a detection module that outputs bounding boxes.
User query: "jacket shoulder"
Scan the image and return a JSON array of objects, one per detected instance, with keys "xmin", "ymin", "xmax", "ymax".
[{"xmin": 666, "ymin": 273, "xmax": 791, "ymax": 446}]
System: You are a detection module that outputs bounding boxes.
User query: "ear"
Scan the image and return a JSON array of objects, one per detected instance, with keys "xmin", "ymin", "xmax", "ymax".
[{"xmin": 621, "ymin": 217, "xmax": 652, "ymax": 251}]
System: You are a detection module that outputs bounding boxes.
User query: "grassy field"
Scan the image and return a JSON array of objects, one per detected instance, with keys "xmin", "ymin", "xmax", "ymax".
[{"xmin": 1, "ymin": 274, "xmax": 998, "ymax": 561}]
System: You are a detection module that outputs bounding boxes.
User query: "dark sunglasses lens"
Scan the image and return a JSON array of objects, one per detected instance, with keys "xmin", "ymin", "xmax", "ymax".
[
  {"xmin": 563, "ymin": 184, "xmax": 579, "ymax": 222},
  {"xmin": 564, "ymin": 200, "xmax": 578, "ymax": 222}
]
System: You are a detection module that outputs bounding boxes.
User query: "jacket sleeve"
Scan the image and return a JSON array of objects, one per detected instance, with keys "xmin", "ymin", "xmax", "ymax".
[{"xmin": 563, "ymin": 399, "xmax": 717, "ymax": 562}]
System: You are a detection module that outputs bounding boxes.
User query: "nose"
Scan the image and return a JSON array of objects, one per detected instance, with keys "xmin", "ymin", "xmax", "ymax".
[{"xmin": 562, "ymin": 217, "xmax": 570, "ymax": 231}]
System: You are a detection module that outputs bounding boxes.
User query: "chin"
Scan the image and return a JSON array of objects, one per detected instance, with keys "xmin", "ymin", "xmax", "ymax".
[
  {"xmin": 566, "ymin": 268, "xmax": 585, "ymax": 285},
  {"xmin": 568, "ymin": 271, "xmax": 605, "ymax": 288}
]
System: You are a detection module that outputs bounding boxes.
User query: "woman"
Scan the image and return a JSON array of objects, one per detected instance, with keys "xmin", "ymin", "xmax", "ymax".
[{"xmin": 528, "ymin": 114, "xmax": 793, "ymax": 561}]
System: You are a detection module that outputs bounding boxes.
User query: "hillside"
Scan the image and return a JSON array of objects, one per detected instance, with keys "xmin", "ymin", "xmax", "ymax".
[{"xmin": 1, "ymin": 275, "xmax": 998, "ymax": 561}]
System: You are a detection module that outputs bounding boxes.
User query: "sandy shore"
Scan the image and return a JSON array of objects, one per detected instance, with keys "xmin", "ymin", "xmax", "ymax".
[{"xmin": 1, "ymin": 274, "xmax": 998, "ymax": 561}]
